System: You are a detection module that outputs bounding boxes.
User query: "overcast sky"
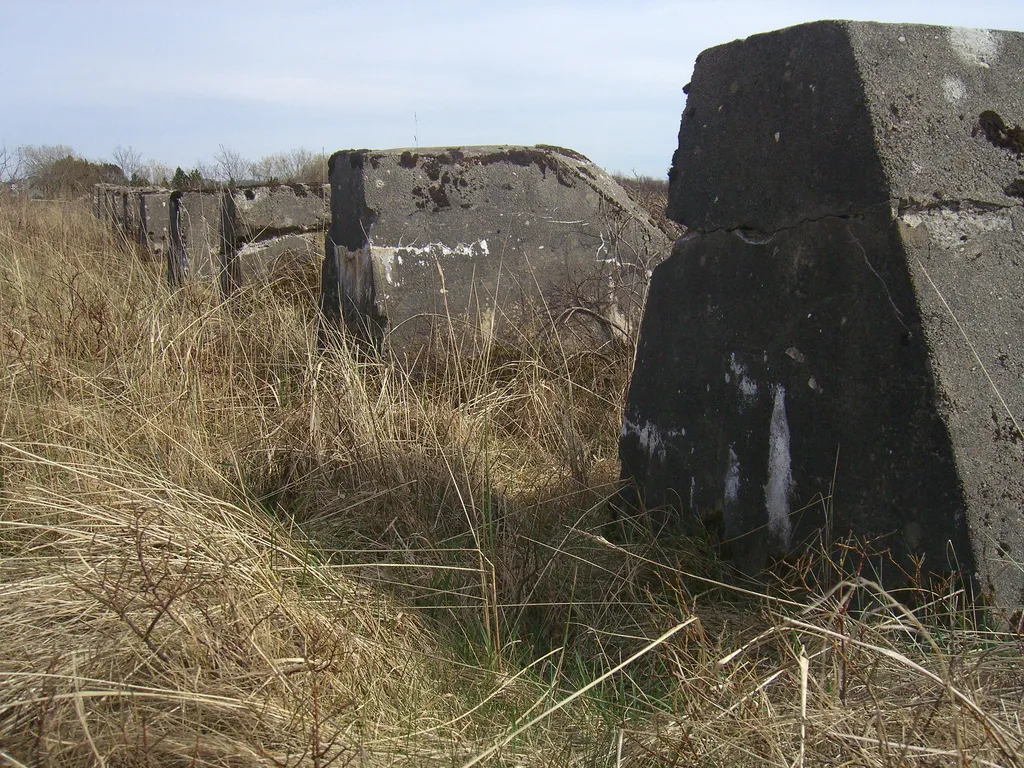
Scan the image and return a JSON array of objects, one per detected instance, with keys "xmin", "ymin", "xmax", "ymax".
[{"xmin": 3, "ymin": 0, "xmax": 1023, "ymax": 178}]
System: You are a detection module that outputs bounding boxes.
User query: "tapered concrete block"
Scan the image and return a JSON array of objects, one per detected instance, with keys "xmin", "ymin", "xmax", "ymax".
[{"xmin": 621, "ymin": 20, "xmax": 1024, "ymax": 608}]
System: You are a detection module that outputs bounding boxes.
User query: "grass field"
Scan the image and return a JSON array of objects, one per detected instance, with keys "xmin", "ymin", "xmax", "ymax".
[{"xmin": 1, "ymin": 198, "xmax": 1023, "ymax": 766}]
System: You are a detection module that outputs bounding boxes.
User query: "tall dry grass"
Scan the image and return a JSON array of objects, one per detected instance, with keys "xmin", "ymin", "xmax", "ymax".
[{"xmin": 1, "ymin": 198, "xmax": 1023, "ymax": 767}]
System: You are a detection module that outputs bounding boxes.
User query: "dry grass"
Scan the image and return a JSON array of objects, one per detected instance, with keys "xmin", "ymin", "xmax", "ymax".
[{"xmin": 1, "ymin": 198, "xmax": 1022, "ymax": 766}]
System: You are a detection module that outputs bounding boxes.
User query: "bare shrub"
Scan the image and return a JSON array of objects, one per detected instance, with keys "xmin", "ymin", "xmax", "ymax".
[
  {"xmin": 250, "ymin": 148, "xmax": 329, "ymax": 184},
  {"xmin": 613, "ymin": 172, "xmax": 683, "ymax": 239}
]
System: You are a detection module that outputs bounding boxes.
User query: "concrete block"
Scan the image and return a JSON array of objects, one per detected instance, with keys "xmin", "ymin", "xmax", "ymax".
[
  {"xmin": 621, "ymin": 21, "xmax": 1024, "ymax": 607},
  {"xmin": 321, "ymin": 145, "xmax": 670, "ymax": 356},
  {"xmin": 139, "ymin": 190, "xmax": 172, "ymax": 261},
  {"xmin": 226, "ymin": 183, "xmax": 330, "ymax": 239},
  {"xmin": 178, "ymin": 191, "xmax": 222, "ymax": 282},
  {"xmin": 236, "ymin": 233, "xmax": 321, "ymax": 285},
  {"xmin": 223, "ymin": 183, "xmax": 329, "ymax": 294}
]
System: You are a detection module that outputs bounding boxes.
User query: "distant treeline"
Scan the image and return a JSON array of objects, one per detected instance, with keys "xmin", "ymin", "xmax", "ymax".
[{"xmin": 0, "ymin": 144, "xmax": 329, "ymax": 199}]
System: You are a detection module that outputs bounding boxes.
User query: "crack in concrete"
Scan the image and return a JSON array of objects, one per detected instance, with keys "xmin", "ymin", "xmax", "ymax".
[
  {"xmin": 896, "ymin": 198, "xmax": 1015, "ymax": 216},
  {"xmin": 847, "ymin": 225, "xmax": 911, "ymax": 336},
  {"xmin": 681, "ymin": 197, "xmax": 1016, "ymax": 241}
]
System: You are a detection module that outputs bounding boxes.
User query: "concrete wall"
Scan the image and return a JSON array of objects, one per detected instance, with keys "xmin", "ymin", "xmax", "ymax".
[
  {"xmin": 620, "ymin": 21, "xmax": 1024, "ymax": 609},
  {"xmin": 320, "ymin": 145, "xmax": 670, "ymax": 357},
  {"xmin": 93, "ymin": 182, "xmax": 329, "ymax": 296}
]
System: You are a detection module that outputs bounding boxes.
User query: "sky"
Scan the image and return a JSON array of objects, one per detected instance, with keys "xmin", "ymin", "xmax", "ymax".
[{"xmin": 3, "ymin": 0, "xmax": 1024, "ymax": 179}]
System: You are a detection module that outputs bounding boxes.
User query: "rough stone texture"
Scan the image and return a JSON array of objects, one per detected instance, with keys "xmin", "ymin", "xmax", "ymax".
[
  {"xmin": 94, "ymin": 183, "xmax": 329, "ymax": 295},
  {"xmin": 321, "ymin": 145, "xmax": 670, "ymax": 357},
  {"xmin": 622, "ymin": 20, "xmax": 1024, "ymax": 609}
]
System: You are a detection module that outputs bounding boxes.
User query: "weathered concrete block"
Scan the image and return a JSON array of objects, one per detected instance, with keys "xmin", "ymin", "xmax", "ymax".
[
  {"xmin": 178, "ymin": 190, "xmax": 222, "ymax": 282},
  {"xmin": 226, "ymin": 183, "xmax": 330, "ymax": 238},
  {"xmin": 621, "ymin": 21, "xmax": 1024, "ymax": 607},
  {"xmin": 235, "ymin": 233, "xmax": 321, "ymax": 284},
  {"xmin": 223, "ymin": 184, "xmax": 329, "ymax": 291},
  {"xmin": 139, "ymin": 190, "xmax": 172, "ymax": 261},
  {"xmin": 320, "ymin": 146, "xmax": 670, "ymax": 355}
]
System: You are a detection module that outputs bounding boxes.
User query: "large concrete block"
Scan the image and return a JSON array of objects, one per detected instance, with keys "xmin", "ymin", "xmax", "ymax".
[
  {"xmin": 320, "ymin": 146, "xmax": 670, "ymax": 355},
  {"xmin": 621, "ymin": 21, "xmax": 1024, "ymax": 607},
  {"xmin": 226, "ymin": 183, "xmax": 330, "ymax": 237}
]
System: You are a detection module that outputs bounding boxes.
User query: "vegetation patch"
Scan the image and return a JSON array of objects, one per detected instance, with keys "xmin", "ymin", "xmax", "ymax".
[{"xmin": 1, "ymin": 196, "xmax": 1021, "ymax": 766}]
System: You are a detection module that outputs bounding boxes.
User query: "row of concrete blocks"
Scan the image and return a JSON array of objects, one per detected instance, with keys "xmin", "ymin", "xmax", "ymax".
[
  {"xmin": 95, "ymin": 145, "xmax": 674, "ymax": 353},
  {"xmin": 94, "ymin": 183, "xmax": 329, "ymax": 296}
]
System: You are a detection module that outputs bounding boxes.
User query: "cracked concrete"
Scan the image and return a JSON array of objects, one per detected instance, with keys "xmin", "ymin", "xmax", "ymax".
[{"xmin": 620, "ymin": 20, "xmax": 1024, "ymax": 612}]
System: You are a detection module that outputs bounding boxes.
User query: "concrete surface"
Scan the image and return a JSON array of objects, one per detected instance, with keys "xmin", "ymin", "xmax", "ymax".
[
  {"xmin": 139, "ymin": 190, "xmax": 172, "ymax": 262},
  {"xmin": 622, "ymin": 20, "xmax": 1024, "ymax": 609},
  {"xmin": 94, "ymin": 183, "xmax": 329, "ymax": 296},
  {"xmin": 223, "ymin": 184, "xmax": 329, "ymax": 290},
  {"xmin": 320, "ymin": 145, "xmax": 670, "ymax": 357}
]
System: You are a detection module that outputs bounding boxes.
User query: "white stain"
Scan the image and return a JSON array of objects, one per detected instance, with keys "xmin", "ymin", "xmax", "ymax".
[
  {"xmin": 621, "ymin": 418, "xmax": 685, "ymax": 463},
  {"xmin": 765, "ymin": 385, "xmax": 793, "ymax": 547},
  {"xmin": 948, "ymin": 27, "xmax": 1000, "ymax": 68},
  {"xmin": 900, "ymin": 207, "xmax": 1012, "ymax": 250},
  {"xmin": 724, "ymin": 447, "xmax": 741, "ymax": 506},
  {"xmin": 729, "ymin": 353, "xmax": 759, "ymax": 407},
  {"xmin": 941, "ymin": 76, "xmax": 966, "ymax": 104},
  {"xmin": 374, "ymin": 239, "xmax": 490, "ymax": 285}
]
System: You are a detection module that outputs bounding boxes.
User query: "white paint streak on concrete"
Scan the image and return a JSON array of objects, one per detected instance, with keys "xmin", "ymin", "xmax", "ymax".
[
  {"xmin": 941, "ymin": 75, "xmax": 966, "ymax": 104},
  {"xmin": 729, "ymin": 353, "xmax": 759, "ymax": 407},
  {"xmin": 374, "ymin": 239, "xmax": 490, "ymax": 285},
  {"xmin": 621, "ymin": 418, "xmax": 685, "ymax": 463},
  {"xmin": 765, "ymin": 385, "xmax": 793, "ymax": 547},
  {"xmin": 948, "ymin": 27, "xmax": 1000, "ymax": 68},
  {"xmin": 724, "ymin": 447, "xmax": 741, "ymax": 506}
]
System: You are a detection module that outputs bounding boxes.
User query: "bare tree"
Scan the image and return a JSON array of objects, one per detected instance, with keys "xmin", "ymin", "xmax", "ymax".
[
  {"xmin": 250, "ymin": 148, "xmax": 328, "ymax": 184},
  {"xmin": 20, "ymin": 144, "xmax": 75, "ymax": 180},
  {"xmin": 0, "ymin": 145, "xmax": 24, "ymax": 188},
  {"xmin": 142, "ymin": 159, "xmax": 171, "ymax": 186},
  {"xmin": 112, "ymin": 145, "xmax": 143, "ymax": 182},
  {"xmin": 213, "ymin": 144, "xmax": 249, "ymax": 183},
  {"xmin": 17, "ymin": 144, "xmax": 126, "ymax": 198}
]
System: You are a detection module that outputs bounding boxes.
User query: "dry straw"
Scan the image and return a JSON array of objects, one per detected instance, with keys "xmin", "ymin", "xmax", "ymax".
[{"xmin": 2, "ymin": 196, "xmax": 1022, "ymax": 766}]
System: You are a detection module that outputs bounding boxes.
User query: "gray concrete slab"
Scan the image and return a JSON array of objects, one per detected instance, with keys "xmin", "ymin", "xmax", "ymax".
[
  {"xmin": 178, "ymin": 191, "xmax": 222, "ymax": 281},
  {"xmin": 223, "ymin": 183, "xmax": 329, "ymax": 294}
]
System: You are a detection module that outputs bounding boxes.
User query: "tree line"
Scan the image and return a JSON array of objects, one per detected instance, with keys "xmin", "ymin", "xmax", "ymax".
[{"xmin": 0, "ymin": 144, "xmax": 329, "ymax": 199}]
